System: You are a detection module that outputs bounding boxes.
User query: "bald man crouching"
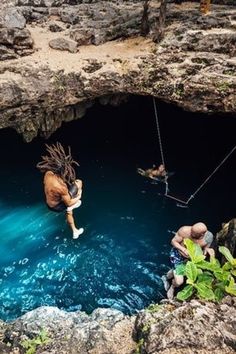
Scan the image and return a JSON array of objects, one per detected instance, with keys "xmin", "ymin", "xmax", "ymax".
[{"xmin": 166, "ymin": 222, "xmax": 215, "ymax": 300}]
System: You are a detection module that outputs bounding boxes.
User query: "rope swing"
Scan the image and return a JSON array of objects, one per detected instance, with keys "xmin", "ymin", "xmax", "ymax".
[{"xmin": 152, "ymin": 97, "xmax": 236, "ymax": 206}]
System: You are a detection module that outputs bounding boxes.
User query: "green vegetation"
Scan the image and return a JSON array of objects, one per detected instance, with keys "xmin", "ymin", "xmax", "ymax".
[
  {"xmin": 146, "ymin": 303, "xmax": 162, "ymax": 313},
  {"xmin": 21, "ymin": 329, "xmax": 50, "ymax": 354},
  {"xmin": 53, "ymin": 72, "xmax": 66, "ymax": 94},
  {"xmin": 217, "ymin": 82, "xmax": 231, "ymax": 92},
  {"xmin": 174, "ymin": 83, "xmax": 184, "ymax": 97},
  {"xmin": 176, "ymin": 239, "xmax": 236, "ymax": 301},
  {"xmin": 142, "ymin": 323, "xmax": 150, "ymax": 333}
]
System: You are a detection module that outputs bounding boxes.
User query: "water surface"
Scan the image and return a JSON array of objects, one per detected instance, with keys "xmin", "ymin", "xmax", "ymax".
[{"xmin": 0, "ymin": 96, "xmax": 235, "ymax": 321}]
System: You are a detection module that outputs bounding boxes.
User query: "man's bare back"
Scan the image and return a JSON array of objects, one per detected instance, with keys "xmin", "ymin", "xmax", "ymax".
[
  {"xmin": 44, "ymin": 171, "xmax": 68, "ymax": 208},
  {"xmin": 44, "ymin": 171, "xmax": 82, "ymax": 209},
  {"xmin": 37, "ymin": 143, "xmax": 84, "ymax": 239},
  {"xmin": 171, "ymin": 223, "xmax": 215, "ymax": 258}
]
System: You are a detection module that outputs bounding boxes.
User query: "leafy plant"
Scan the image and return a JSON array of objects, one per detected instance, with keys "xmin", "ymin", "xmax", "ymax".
[
  {"xmin": 21, "ymin": 329, "xmax": 50, "ymax": 354},
  {"xmin": 175, "ymin": 240, "xmax": 236, "ymax": 301}
]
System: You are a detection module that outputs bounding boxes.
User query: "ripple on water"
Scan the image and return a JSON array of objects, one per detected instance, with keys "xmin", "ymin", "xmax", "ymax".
[{"xmin": 0, "ymin": 188, "xmax": 168, "ymax": 321}]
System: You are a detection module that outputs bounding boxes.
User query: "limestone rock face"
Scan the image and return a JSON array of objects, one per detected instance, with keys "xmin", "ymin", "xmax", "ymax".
[
  {"xmin": 0, "ymin": 8, "xmax": 26, "ymax": 29},
  {"xmin": 3, "ymin": 307, "xmax": 136, "ymax": 354},
  {"xmin": 134, "ymin": 297, "xmax": 236, "ymax": 354},
  {"xmin": 0, "ymin": 7, "xmax": 34, "ymax": 60},
  {"xmin": 14, "ymin": 0, "xmax": 161, "ymax": 45},
  {"xmin": 1, "ymin": 298, "xmax": 236, "ymax": 353},
  {"xmin": 0, "ymin": 2, "xmax": 235, "ymax": 141}
]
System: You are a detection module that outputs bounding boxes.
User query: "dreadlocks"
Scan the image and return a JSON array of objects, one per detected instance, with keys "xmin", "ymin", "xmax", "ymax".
[{"xmin": 37, "ymin": 142, "xmax": 79, "ymax": 186}]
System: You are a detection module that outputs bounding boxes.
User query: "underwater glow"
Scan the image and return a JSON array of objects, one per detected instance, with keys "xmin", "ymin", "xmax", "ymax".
[
  {"xmin": 0, "ymin": 194, "xmax": 169, "ymax": 321},
  {"xmin": 0, "ymin": 96, "xmax": 235, "ymax": 321}
]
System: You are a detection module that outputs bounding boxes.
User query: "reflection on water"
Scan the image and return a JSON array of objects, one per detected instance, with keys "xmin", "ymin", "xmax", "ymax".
[{"xmin": 0, "ymin": 96, "xmax": 235, "ymax": 321}]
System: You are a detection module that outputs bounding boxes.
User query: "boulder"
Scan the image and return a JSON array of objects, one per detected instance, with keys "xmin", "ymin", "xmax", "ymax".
[
  {"xmin": 0, "ymin": 8, "xmax": 26, "ymax": 29},
  {"xmin": 49, "ymin": 37, "xmax": 78, "ymax": 52}
]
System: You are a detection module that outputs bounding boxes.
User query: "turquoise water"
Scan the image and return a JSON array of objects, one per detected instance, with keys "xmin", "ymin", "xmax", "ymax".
[{"xmin": 0, "ymin": 96, "xmax": 235, "ymax": 321}]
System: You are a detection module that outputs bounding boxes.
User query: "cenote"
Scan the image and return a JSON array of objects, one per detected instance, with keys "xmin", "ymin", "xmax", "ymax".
[{"xmin": 0, "ymin": 95, "xmax": 236, "ymax": 322}]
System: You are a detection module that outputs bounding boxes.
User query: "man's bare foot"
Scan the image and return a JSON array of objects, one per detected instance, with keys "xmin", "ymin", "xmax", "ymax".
[
  {"xmin": 167, "ymin": 285, "xmax": 175, "ymax": 300},
  {"xmin": 73, "ymin": 227, "xmax": 84, "ymax": 239}
]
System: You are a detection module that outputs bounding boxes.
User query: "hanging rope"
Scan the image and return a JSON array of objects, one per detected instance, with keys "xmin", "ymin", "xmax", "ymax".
[
  {"xmin": 153, "ymin": 97, "xmax": 165, "ymax": 167},
  {"xmin": 152, "ymin": 97, "xmax": 170, "ymax": 193},
  {"xmin": 165, "ymin": 144, "xmax": 236, "ymax": 205},
  {"xmin": 152, "ymin": 96, "xmax": 236, "ymax": 206},
  {"xmin": 185, "ymin": 144, "xmax": 236, "ymax": 204}
]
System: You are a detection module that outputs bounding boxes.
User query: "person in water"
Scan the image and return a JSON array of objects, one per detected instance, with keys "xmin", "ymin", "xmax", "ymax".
[
  {"xmin": 137, "ymin": 164, "xmax": 167, "ymax": 180},
  {"xmin": 163, "ymin": 222, "xmax": 215, "ymax": 299},
  {"xmin": 37, "ymin": 142, "xmax": 84, "ymax": 239}
]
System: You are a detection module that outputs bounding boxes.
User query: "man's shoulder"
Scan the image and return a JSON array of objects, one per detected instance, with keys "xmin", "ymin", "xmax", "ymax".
[
  {"xmin": 46, "ymin": 174, "xmax": 68, "ymax": 192},
  {"xmin": 178, "ymin": 225, "xmax": 191, "ymax": 237}
]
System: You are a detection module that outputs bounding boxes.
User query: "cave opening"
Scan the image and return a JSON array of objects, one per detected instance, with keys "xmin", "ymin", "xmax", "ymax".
[{"xmin": 0, "ymin": 95, "xmax": 236, "ymax": 321}]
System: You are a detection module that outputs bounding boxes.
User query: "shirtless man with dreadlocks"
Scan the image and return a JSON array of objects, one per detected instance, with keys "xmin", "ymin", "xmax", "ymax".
[{"xmin": 37, "ymin": 142, "xmax": 84, "ymax": 239}]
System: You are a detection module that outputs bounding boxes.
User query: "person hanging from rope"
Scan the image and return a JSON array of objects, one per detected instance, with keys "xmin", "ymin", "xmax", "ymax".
[
  {"xmin": 37, "ymin": 142, "xmax": 84, "ymax": 240},
  {"xmin": 137, "ymin": 164, "xmax": 168, "ymax": 181},
  {"xmin": 152, "ymin": 96, "xmax": 236, "ymax": 205},
  {"xmin": 162, "ymin": 222, "xmax": 215, "ymax": 299}
]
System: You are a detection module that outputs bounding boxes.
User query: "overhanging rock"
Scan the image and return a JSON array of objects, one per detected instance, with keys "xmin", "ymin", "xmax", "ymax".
[{"xmin": 0, "ymin": 2, "xmax": 235, "ymax": 141}]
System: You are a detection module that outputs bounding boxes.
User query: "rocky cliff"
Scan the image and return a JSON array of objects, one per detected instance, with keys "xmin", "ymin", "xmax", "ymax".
[
  {"xmin": 0, "ymin": 297, "xmax": 236, "ymax": 354},
  {"xmin": 0, "ymin": 1, "xmax": 235, "ymax": 141},
  {"xmin": 0, "ymin": 219, "xmax": 235, "ymax": 354}
]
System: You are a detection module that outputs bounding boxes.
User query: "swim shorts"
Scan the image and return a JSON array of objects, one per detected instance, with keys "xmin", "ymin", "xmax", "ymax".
[
  {"xmin": 47, "ymin": 183, "xmax": 78, "ymax": 213},
  {"xmin": 169, "ymin": 248, "xmax": 186, "ymax": 268}
]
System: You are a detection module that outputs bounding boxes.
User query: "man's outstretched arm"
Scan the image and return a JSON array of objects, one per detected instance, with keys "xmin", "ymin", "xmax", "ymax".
[{"xmin": 171, "ymin": 228, "xmax": 189, "ymax": 258}]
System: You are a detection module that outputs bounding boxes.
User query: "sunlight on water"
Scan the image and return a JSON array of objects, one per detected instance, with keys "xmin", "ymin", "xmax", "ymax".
[
  {"xmin": 1, "ymin": 97, "xmax": 235, "ymax": 321},
  {"xmin": 0, "ymin": 197, "xmax": 169, "ymax": 321}
]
